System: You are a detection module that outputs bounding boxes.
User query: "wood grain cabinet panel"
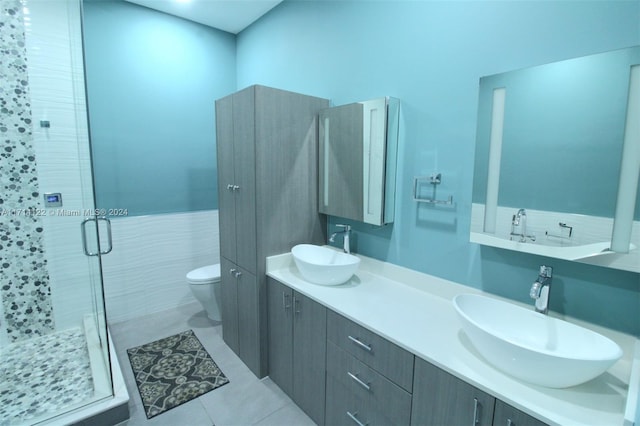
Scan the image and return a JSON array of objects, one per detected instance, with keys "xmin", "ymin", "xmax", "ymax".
[
  {"xmin": 412, "ymin": 357, "xmax": 496, "ymax": 426},
  {"xmin": 327, "ymin": 310, "xmax": 414, "ymax": 392},
  {"xmin": 267, "ymin": 278, "xmax": 327, "ymax": 425},
  {"xmin": 326, "ymin": 341, "xmax": 411, "ymax": 425},
  {"xmin": 266, "ymin": 278, "xmax": 293, "ymax": 397},
  {"xmin": 325, "ymin": 374, "xmax": 398, "ymax": 426},
  {"xmin": 493, "ymin": 400, "xmax": 548, "ymax": 426},
  {"xmin": 216, "ymin": 86, "xmax": 328, "ymax": 378}
]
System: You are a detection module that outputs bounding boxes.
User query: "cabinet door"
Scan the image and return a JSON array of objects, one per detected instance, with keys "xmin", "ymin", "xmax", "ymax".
[
  {"xmin": 292, "ymin": 291, "xmax": 327, "ymax": 425},
  {"xmin": 231, "ymin": 87, "xmax": 257, "ymax": 273},
  {"xmin": 220, "ymin": 257, "xmax": 239, "ymax": 354},
  {"xmin": 236, "ymin": 265, "xmax": 260, "ymax": 375},
  {"xmin": 216, "ymin": 96, "xmax": 237, "ymax": 263},
  {"xmin": 412, "ymin": 357, "xmax": 495, "ymax": 426},
  {"xmin": 493, "ymin": 400, "xmax": 548, "ymax": 426},
  {"xmin": 267, "ymin": 278, "xmax": 293, "ymax": 397}
]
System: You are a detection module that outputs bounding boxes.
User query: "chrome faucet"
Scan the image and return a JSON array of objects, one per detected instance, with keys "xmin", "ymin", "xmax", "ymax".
[
  {"xmin": 329, "ymin": 224, "xmax": 351, "ymax": 254},
  {"xmin": 511, "ymin": 208, "xmax": 536, "ymax": 242},
  {"xmin": 530, "ymin": 265, "xmax": 553, "ymax": 314}
]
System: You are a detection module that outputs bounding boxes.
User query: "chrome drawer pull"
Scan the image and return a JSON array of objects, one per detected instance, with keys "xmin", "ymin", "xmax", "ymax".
[
  {"xmin": 472, "ymin": 397, "xmax": 480, "ymax": 425},
  {"xmin": 348, "ymin": 335, "xmax": 372, "ymax": 352},
  {"xmin": 347, "ymin": 371, "xmax": 371, "ymax": 391},
  {"xmin": 346, "ymin": 411, "xmax": 368, "ymax": 426}
]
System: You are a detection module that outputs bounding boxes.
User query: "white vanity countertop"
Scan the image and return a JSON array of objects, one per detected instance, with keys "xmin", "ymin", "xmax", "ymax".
[{"xmin": 266, "ymin": 251, "xmax": 640, "ymax": 426}]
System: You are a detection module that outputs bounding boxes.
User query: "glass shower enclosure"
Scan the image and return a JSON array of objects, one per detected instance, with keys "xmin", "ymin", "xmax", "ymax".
[{"xmin": 1, "ymin": 0, "xmax": 115, "ymax": 423}]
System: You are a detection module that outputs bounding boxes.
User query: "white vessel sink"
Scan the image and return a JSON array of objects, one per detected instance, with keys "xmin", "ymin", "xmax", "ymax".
[
  {"xmin": 291, "ymin": 244, "xmax": 360, "ymax": 286},
  {"xmin": 453, "ymin": 293, "xmax": 623, "ymax": 388}
]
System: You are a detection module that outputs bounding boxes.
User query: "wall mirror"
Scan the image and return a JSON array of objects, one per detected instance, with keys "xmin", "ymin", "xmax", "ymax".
[
  {"xmin": 319, "ymin": 97, "xmax": 400, "ymax": 226},
  {"xmin": 471, "ymin": 46, "xmax": 640, "ymax": 273}
]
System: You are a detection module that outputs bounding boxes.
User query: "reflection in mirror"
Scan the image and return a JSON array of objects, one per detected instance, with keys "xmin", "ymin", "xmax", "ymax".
[
  {"xmin": 319, "ymin": 97, "xmax": 399, "ymax": 226},
  {"xmin": 471, "ymin": 46, "xmax": 640, "ymax": 273}
]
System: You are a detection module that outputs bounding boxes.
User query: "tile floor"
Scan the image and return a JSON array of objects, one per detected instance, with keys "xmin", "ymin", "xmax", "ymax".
[{"xmin": 110, "ymin": 301, "xmax": 315, "ymax": 426}]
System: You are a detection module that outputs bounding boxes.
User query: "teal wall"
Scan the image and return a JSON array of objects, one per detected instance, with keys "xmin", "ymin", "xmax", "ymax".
[
  {"xmin": 83, "ymin": 0, "xmax": 236, "ymax": 216},
  {"xmin": 237, "ymin": 0, "xmax": 640, "ymax": 335}
]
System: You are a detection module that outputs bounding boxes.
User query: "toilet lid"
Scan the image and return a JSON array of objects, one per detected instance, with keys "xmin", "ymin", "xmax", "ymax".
[{"xmin": 187, "ymin": 264, "xmax": 221, "ymax": 284}]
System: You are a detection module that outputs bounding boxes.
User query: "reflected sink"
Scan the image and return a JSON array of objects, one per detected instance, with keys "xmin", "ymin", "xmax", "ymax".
[
  {"xmin": 453, "ymin": 293, "xmax": 623, "ymax": 388},
  {"xmin": 291, "ymin": 244, "xmax": 360, "ymax": 286}
]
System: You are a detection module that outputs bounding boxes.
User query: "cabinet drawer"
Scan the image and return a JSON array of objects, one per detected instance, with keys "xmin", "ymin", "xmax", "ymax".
[
  {"xmin": 327, "ymin": 310, "xmax": 414, "ymax": 391},
  {"xmin": 493, "ymin": 400, "xmax": 548, "ymax": 426},
  {"xmin": 326, "ymin": 374, "xmax": 398, "ymax": 426},
  {"xmin": 326, "ymin": 341, "xmax": 411, "ymax": 425}
]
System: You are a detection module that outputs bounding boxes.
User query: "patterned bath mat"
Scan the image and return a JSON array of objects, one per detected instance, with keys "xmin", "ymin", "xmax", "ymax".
[{"xmin": 127, "ymin": 330, "xmax": 229, "ymax": 418}]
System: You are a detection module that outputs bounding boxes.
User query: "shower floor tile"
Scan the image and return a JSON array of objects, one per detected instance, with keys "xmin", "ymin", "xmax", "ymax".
[{"xmin": 0, "ymin": 327, "xmax": 94, "ymax": 425}]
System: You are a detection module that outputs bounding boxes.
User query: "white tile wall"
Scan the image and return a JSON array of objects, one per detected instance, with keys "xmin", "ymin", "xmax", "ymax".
[
  {"xmin": 101, "ymin": 210, "xmax": 220, "ymax": 324},
  {"xmin": 23, "ymin": 0, "xmax": 220, "ymax": 329},
  {"xmin": 24, "ymin": 0, "xmax": 99, "ymax": 331}
]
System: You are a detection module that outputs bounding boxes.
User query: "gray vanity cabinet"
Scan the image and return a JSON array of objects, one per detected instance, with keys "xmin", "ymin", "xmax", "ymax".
[
  {"xmin": 216, "ymin": 85, "xmax": 328, "ymax": 378},
  {"xmin": 411, "ymin": 358, "xmax": 549, "ymax": 426},
  {"xmin": 412, "ymin": 357, "xmax": 495, "ymax": 426},
  {"xmin": 325, "ymin": 311, "xmax": 413, "ymax": 426},
  {"xmin": 267, "ymin": 278, "xmax": 327, "ymax": 425},
  {"xmin": 266, "ymin": 277, "xmax": 551, "ymax": 426}
]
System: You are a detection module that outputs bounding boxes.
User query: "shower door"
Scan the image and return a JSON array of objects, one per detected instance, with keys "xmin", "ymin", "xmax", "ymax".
[{"xmin": 0, "ymin": 0, "xmax": 114, "ymax": 423}]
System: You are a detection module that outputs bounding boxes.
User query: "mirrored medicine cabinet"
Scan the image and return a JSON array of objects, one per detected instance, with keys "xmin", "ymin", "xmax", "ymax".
[
  {"xmin": 318, "ymin": 97, "xmax": 400, "ymax": 226},
  {"xmin": 471, "ymin": 46, "xmax": 640, "ymax": 273}
]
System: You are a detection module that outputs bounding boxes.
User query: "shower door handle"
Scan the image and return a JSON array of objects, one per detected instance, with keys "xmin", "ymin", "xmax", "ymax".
[
  {"xmin": 81, "ymin": 216, "xmax": 113, "ymax": 256},
  {"xmin": 97, "ymin": 216, "xmax": 113, "ymax": 255},
  {"xmin": 81, "ymin": 217, "xmax": 98, "ymax": 257}
]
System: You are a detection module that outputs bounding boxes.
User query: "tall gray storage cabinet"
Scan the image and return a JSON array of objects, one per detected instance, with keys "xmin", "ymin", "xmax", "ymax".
[{"xmin": 215, "ymin": 85, "xmax": 328, "ymax": 378}]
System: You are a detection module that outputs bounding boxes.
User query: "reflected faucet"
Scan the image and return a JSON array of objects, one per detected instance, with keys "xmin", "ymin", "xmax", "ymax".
[
  {"xmin": 530, "ymin": 265, "xmax": 553, "ymax": 314},
  {"xmin": 329, "ymin": 224, "xmax": 352, "ymax": 254},
  {"xmin": 511, "ymin": 208, "xmax": 536, "ymax": 242}
]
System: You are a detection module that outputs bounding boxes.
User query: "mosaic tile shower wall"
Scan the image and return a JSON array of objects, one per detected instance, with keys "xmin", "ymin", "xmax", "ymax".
[{"xmin": 0, "ymin": 0, "xmax": 54, "ymax": 341}]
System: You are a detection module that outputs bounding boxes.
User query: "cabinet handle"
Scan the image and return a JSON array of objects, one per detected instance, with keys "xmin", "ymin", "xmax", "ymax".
[
  {"xmin": 282, "ymin": 292, "xmax": 291, "ymax": 310},
  {"xmin": 346, "ymin": 411, "xmax": 368, "ymax": 426},
  {"xmin": 472, "ymin": 398, "xmax": 480, "ymax": 425},
  {"xmin": 507, "ymin": 420, "xmax": 513, "ymax": 426},
  {"xmin": 347, "ymin": 371, "xmax": 371, "ymax": 391},
  {"xmin": 348, "ymin": 335, "xmax": 372, "ymax": 352},
  {"xmin": 226, "ymin": 184, "xmax": 234, "ymax": 191},
  {"xmin": 232, "ymin": 185, "xmax": 240, "ymax": 191},
  {"xmin": 293, "ymin": 296, "xmax": 301, "ymax": 315},
  {"xmin": 229, "ymin": 268, "xmax": 241, "ymax": 278}
]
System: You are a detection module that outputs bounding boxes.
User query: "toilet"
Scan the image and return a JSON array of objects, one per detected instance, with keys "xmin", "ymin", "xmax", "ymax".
[{"xmin": 186, "ymin": 264, "xmax": 222, "ymax": 321}]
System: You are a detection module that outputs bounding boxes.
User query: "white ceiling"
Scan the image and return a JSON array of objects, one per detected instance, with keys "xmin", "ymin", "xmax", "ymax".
[{"xmin": 124, "ymin": 0, "xmax": 283, "ymax": 34}]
